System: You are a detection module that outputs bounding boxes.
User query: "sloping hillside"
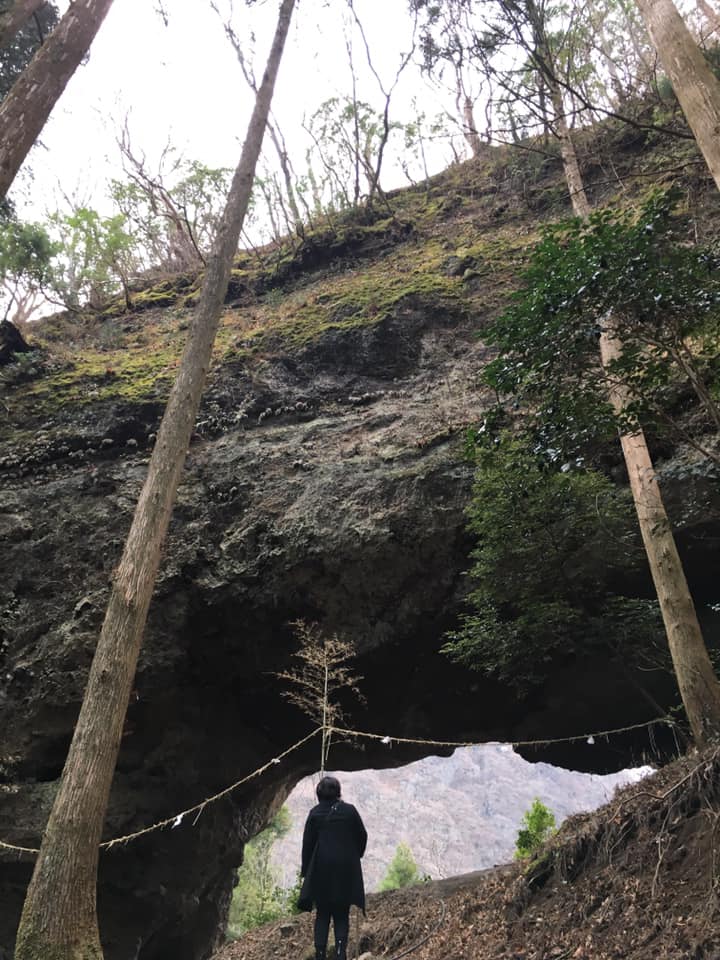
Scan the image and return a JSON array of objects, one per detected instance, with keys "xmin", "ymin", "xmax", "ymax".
[{"xmin": 217, "ymin": 748, "xmax": 720, "ymax": 960}]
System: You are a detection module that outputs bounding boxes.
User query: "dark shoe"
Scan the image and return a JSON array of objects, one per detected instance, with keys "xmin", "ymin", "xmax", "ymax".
[
  {"xmin": 315, "ymin": 948, "xmax": 327, "ymax": 960},
  {"xmin": 334, "ymin": 941, "xmax": 347, "ymax": 960}
]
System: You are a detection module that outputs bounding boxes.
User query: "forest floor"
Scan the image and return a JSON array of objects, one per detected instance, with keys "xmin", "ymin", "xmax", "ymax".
[{"xmin": 214, "ymin": 747, "xmax": 720, "ymax": 960}]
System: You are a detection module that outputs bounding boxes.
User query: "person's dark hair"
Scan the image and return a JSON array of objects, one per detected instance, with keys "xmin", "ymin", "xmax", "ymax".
[{"xmin": 316, "ymin": 775, "xmax": 341, "ymax": 802}]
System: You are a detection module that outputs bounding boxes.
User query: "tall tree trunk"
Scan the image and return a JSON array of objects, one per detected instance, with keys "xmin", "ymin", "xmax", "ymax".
[
  {"xmin": 461, "ymin": 92, "xmax": 483, "ymax": 157},
  {"xmin": 538, "ymin": 73, "xmax": 551, "ymax": 145},
  {"xmin": 0, "ymin": 0, "xmax": 45, "ymax": 47},
  {"xmin": 267, "ymin": 120, "xmax": 302, "ymax": 232},
  {"xmin": 593, "ymin": 14, "xmax": 627, "ymax": 104},
  {"xmin": 0, "ymin": 0, "xmax": 114, "ymax": 199},
  {"xmin": 455, "ymin": 69, "xmax": 482, "ymax": 157},
  {"xmin": 13, "ymin": 2, "xmax": 297, "ymax": 958},
  {"xmin": 600, "ymin": 327, "xmax": 720, "ymax": 745},
  {"xmin": 549, "ymin": 84, "xmax": 591, "ymax": 217},
  {"xmin": 634, "ymin": 0, "xmax": 720, "ymax": 191},
  {"xmin": 543, "ymin": 18, "xmax": 720, "ymax": 744}
]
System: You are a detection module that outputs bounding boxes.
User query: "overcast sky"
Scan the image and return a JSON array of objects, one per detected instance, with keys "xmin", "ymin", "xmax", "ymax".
[{"xmin": 14, "ymin": 0, "xmax": 454, "ymax": 219}]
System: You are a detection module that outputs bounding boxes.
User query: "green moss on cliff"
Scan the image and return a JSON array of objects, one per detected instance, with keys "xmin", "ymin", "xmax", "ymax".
[
  {"xmin": 5, "ymin": 118, "xmax": 714, "ymax": 443},
  {"xmin": 22, "ymin": 348, "xmax": 177, "ymax": 410},
  {"xmin": 226, "ymin": 255, "xmax": 460, "ymax": 357}
]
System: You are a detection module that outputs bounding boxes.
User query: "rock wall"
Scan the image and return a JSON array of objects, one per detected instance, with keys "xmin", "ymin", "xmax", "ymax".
[{"xmin": 1, "ymin": 144, "xmax": 719, "ymax": 959}]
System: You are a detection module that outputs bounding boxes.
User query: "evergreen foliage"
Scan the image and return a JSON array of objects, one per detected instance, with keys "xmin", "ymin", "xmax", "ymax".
[
  {"xmin": 483, "ymin": 189, "xmax": 720, "ymax": 461},
  {"xmin": 47, "ymin": 208, "xmax": 138, "ymax": 311},
  {"xmin": 0, "ymin": 217, "xmax": 55, "ymax": 290},
  {"xmin": 378, "ymin": 842, "xmax": 423, "ymax": 891},
  {"xmin": 227, "ymin": 806, "xmax": 296, "ymax": 939},
  {"xmin": 442, "ymin": 435, "xmax": 663, "ymax": 689},
  {"xmin": 514, "ymin": 798, "xmax": 556, "ymax": 859}
]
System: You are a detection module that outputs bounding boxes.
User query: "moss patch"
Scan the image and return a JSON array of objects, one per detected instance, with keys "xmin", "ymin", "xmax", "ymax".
[{"xmin": 7, "ymin": 113, "xmax": 712, "ymax": 444}]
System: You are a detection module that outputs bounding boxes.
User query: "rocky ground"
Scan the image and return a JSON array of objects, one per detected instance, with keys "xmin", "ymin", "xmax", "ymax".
[{"xmin": 216, "ymin": 748, "xmax": 720, "ymax": 960}]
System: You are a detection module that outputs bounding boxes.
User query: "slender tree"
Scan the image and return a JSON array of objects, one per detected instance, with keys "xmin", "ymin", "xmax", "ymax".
[
  {"xmin": 14, "ymin": 2, "xmax": 297, "ymax": 957},
  {"xmin": 554, "ymin": 148, "xmax": 720, "ymax": 745},
  {"xmin": 634, "ymin": 0, "xmax": 720, "ymax": 191},
  {"xmin": 276, "ymin": 621, "xmax": 364, "ymax": 775},
  {"xmin": 0, "ymin": 0, "xmax": 114, "ymax": 200},
  {"xmin": 347, "ymin": 0, "xmax": 417, "ymax": 205},
  {"xmin": 210, "ymin": 0, "xmax": 304, "ymax": 233},
  {"xmin": 419, "ymin": 0, "xmax": 720, "ymax": 745},
  {"xmin": 498, "ymin": 0, "xmax": 720, "ymax": 746},
  {"xmin": 600, "ymin": 327, "xmax": 720, "ymax": 744}
]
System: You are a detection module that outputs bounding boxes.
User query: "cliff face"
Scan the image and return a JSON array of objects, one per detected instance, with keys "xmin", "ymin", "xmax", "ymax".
[{"xmin": 1, "ymin": 131, "xmax": 719, "ymax": 960}]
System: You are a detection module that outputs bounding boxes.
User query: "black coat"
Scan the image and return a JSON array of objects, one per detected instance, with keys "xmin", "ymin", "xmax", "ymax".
[{"xmin": 299, "ymin": 799, "xmax": 367, "ymax": 911}]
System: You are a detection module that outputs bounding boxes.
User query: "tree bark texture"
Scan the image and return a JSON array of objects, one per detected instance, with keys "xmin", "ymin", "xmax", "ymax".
[
  {"xmin": 0, "ymin": 0, "xmax": 114, "ymax": 200},
  {"xmin": 600, "ymin": 325, "xmax": 720, "ymax": 746},
  {"xmin": 635, "ymin": 0, "xmax": 720, "ymax": 192},
  {"xmin": 13, "ymin": 1, "xmax": 297, "ymax": 957},
  {"xmin": 0, "ymin": 0, "xmax": 45, "ymax": 47}
]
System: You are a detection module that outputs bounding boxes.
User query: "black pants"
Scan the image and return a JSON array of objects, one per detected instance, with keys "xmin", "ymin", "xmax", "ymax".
[{"xmin": 314, "ymin": 902, "xmax": 350, "ymax": 948}]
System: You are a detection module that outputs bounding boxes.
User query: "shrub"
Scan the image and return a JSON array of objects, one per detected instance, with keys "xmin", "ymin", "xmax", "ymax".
[
  {"xmin": 378, "ymin": 842, "xmax": 423, "ymax": 891},
  {"xmin": 515, "ymin": 799, "xmax": 556, "ymax": 859}
]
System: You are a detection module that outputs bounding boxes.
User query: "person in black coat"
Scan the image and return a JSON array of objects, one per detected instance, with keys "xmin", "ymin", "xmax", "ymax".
[{"xmin": 299, "ymin": 775, "xmax": 367, "ymax": 960}]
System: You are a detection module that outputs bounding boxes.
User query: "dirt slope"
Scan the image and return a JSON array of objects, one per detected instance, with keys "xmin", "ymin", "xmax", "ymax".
[{"xmin": 215, "ymin": 749, "xmax": 720, "ymax": 960}]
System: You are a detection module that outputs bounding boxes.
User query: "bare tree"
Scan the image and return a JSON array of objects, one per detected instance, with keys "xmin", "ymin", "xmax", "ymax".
[
  {"xmin": 113, "ymin": 123, "xmax": 211, "ymax": 270},
  {"xmin": 346, "ymin": 0, "xmax": 417, "ymax": 206},
  {"xmin": 14, "ymin": 2, "xmax": 297, "ymax": 957},
  {"xmin": 0, "ymin": 0, "xmax": 115, "ymax": 199},
  {"xmin": 696, "ymin": 0, "xmax": 720, "ymax": 37},
  {"xmin": 211, "ymin": 0, "xmax": 303, "ymax": 234},
  {"xmin": 276, "ymin": 621, "xmax": 364, "ymax": 774}
]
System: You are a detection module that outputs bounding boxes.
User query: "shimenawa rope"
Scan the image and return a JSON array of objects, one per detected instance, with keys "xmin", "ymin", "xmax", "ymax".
[{"xmin": 0, "ymin": 715, "xmax": 673, "ymax": 858}]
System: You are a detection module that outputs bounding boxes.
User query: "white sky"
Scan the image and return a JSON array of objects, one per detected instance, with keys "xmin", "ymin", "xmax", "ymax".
[{"xmin": 13, "ymin": 0, "xmax": 455, "ymax": 219}]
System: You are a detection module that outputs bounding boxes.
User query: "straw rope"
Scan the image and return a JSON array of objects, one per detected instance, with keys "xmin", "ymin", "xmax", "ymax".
[
  {"xmin": 0, "ymin": 714, "xmax": 674, "ymax": 859},
  {"xmin": 0, "ymin": 727, "xmax": 322, "ymax": 858},
  {"xmin": 330, "ymin": 715, "xmax": 674, "ymax": 750}
]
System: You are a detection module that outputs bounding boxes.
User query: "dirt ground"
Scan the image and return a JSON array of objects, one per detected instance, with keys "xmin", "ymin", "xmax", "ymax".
[{"xmin": 214, "ymin": 749, "xmax": 720, "ymax": 960}]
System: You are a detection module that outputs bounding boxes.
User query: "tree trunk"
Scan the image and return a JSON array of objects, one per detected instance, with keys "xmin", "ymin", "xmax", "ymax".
[
  {"xmin": 541, "ymin": 7, "xmax": 720, "ymax": 743},
  {"xmin": 0, "ymin": 0, "xmax": 114, "ymax": 199},
  {"xmin": 13, "ymin": 1, "xmax": 297, "ymax": 957},
  {"xmin": 549, "ymin": 84, "xmax": 591, "ymax": 218},
  {"xmin": 461, "ymin": 93, "xmax": 483, "ymax": 157},
  {"xmin": 600, "ymin": 325, "xmax": 720, "ymax": 746},
  {"xmin": 0, "ymin": 0, "xmax": 45, "ymax": 47},
  {"xmin": 634, "ymin": 0, "xmax": 720, "ymax": 191},
  {"xmin": 267, "ymin": 121, "xmax": 302, "ymax": 232},
  {"xmin": 525, "ymin": 0, "xmax": 591, "ymax": 216}
]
